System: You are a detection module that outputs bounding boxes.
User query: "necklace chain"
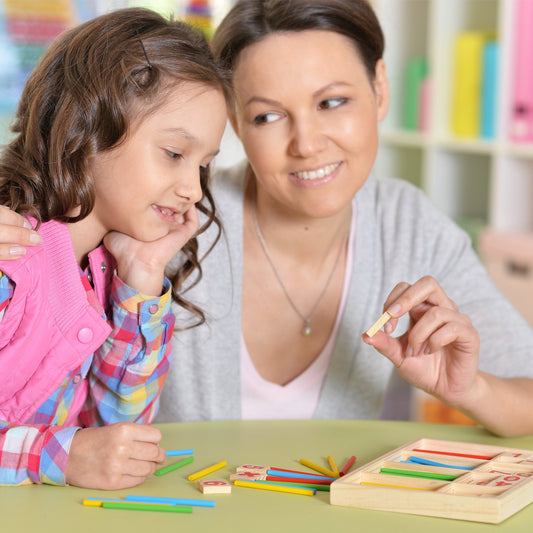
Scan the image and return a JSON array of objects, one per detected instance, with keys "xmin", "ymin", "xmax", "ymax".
[{"xmin": 252, "ymin": 196, "xmax": 347, "ymax": 336}]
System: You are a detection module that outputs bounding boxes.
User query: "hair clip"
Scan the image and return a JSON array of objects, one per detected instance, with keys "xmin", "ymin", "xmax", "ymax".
[{"xmin": 138, "ymin": 38, "xmax": 153, "ymax": 70}]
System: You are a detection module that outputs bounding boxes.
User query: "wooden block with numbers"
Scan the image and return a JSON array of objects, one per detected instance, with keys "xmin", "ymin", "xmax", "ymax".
[
  {"xmin": 198, "ymin": 480, "xmax": 232, "ymax": 494},
  {"xmin": 330, "ymin": 438, "xmax": 533, "ymax": 523}
]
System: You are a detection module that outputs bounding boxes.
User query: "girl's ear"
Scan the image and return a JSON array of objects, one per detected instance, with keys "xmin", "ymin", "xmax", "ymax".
[{"xmin": 374, "ymin": 59, "xmax": 390, "ymax": 122}]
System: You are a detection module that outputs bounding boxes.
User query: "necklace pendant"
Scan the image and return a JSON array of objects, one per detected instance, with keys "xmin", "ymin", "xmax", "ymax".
[{"xmin": 302, "ymin": 321, "xmax": 312, "ymax": 336}]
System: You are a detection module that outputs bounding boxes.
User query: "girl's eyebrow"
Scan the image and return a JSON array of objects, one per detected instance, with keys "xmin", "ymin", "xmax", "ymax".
[
  {"xmin": 162, "ymin": 127, "xmax": 220, "ymax": 158},
  {"xmin": 244, "ymin": 81, "xmax": 352, "ymax": 108}
]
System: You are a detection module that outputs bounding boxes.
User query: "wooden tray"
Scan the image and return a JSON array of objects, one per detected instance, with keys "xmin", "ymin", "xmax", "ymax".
[{"xmin": 329, "ymin": 438, "xmax": 533, "ymax": 523}]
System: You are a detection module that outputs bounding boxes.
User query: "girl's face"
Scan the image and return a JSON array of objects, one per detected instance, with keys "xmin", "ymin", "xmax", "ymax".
[
  {"xmin": 231, "ymin": 29, "xmax": 389, "ymax": 220},
  {"xmin": 89, "ymin": 82, "xmax": 227, "ymax": 242}
]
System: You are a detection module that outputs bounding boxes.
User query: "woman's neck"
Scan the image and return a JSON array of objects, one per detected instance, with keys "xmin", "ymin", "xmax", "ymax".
[{"xmin": 245, "ymin": 180, "xmax": 353, "ymax": 265}]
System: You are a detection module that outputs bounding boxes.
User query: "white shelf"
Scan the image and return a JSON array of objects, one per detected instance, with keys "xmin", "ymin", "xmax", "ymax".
[{"xmin": 371, "ymin": 0, "xmax": 533, "ymax": 234}]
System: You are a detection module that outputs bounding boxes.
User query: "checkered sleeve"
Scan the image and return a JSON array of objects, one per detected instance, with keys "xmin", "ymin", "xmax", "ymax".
[
  {"xmin": 0, "ymin": 270, "xmax": 14, "ymax": 317},
  {"xmin": 81, "ymin": 275, "xmax": 174, "ymax": 426},
  {"xmin": 0, "ymin": 424, "xmax": 79, "ymax": 486}
]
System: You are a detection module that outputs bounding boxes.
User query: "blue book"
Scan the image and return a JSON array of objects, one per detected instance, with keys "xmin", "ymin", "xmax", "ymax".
[{"xmin": 481, "ymin": 41, "xmax": 499, "ymax": 139}]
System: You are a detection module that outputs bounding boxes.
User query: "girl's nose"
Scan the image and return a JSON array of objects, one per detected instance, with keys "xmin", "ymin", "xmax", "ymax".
[{"xmin": 174, "ymin": 164, "xmax": 203, "ymax": 204}]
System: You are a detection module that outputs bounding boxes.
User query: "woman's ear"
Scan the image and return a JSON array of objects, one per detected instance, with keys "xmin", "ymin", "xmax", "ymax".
[{"xmin": 374, "ymin": 59, "xmax": 390, "ymax": 122}]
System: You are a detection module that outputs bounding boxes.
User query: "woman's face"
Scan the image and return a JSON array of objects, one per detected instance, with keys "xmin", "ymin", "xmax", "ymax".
[{"xmin": 231, "ymin": 29, "xmax": 389, "ymax": 220}]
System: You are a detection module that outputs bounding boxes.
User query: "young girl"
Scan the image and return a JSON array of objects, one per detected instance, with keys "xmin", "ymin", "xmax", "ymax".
[{"xmin": 0, "ymin": 8, "xmax": 228, "ymax": 488}]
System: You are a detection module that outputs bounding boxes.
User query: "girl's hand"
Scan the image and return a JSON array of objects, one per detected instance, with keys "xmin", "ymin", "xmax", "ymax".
[
  {"xmin": 65, "ymin": 422, "xmax": 166, "ymax": 490},
  {"xmin": 362, "ymin": 275, "xmax": 480, "ymax": 407},
  {"xmin": 103, "ymin": 206, "xmax": 199, "ymax": 295},
  {"xmin": 0, "ymin": 205, "xmax": 42, "ymax": 259}
]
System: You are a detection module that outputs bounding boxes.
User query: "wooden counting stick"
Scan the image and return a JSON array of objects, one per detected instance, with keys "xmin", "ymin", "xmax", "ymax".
[
  {"xmin": 198, "ymin": 480, "xmax": 232, "ymax": 494},
  {"xmin": 365, "ymin": 312, "xmax": 391, "ymax": 337}
]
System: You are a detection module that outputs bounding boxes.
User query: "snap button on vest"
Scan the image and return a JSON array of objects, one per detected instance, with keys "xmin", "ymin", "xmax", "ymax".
[
  {"xmin": 148, "ymin": 304, "xmax": 159, "ymax": 314},
  {"xmin": 77, "ymin": 327, "xmax": 94, "ymax": 343}
]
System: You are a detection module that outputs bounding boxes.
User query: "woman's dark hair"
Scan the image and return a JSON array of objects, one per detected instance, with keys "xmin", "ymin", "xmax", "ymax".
[
  {"xmin": 0, "ymin": 7, "xmax": 232, "ymax": 326},
  {"xmin": 212, "ymin": 0, "xmax": 384, "ymax": 95}
]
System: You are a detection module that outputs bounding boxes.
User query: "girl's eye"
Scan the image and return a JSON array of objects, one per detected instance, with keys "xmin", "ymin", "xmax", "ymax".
[
  {"xmin": 253, "ymin": 112, "xmax": 280, "ymax": 125},
  {"xmin": 319, "ymin": 97, "xmax": 348, "ymax": 110},
  {"xmin": 165, "ymin": 150, "xmax": 183, "ymax": 160}
]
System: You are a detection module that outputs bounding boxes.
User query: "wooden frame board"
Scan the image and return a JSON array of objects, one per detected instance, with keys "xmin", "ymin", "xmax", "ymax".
[{"xmin": 329, "ymin": 438, "xmax": 533, "ymax": 523}]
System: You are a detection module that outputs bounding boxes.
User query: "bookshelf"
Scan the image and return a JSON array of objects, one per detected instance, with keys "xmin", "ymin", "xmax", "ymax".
[
  {"xmin": 370, "ymin": 0, "xmax": 533, "ymax": 272},
  {"xmin": 369, "ymin": 0, "xmax": 533, "ymax": 423}
]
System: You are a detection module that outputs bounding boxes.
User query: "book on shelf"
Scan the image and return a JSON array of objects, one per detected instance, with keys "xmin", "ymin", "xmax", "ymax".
[
  {"xmin": 403, "ymin": 57, "xmax": 428, "ymax": 131},
  {"xmin": 481, "ymin": 41, "xmax": 498, "ymax": 140},
  {"xmin": 510, "ymin": 0, "xmax": 533, "ymax": 142}
]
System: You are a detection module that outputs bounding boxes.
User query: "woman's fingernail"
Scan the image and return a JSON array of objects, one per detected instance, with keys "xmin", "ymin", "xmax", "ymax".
[
  {"xmin": 384, "ymin": 322, "xmax": 393, "ymax": 334},
  {"xmin": 30, "ymin": 232, "xmax": 42, "ymax": 243},
  {"xmin": 10, "ymin": 246, "xmax": 26, "ymax": 256},
  {"xmin": 388, "ymin": 303, "xmax": 401, "ymax": 316},
  {"xmin": 23, "ymin": 219, "xmax": 33, "ymax": 229},
  {"xmin": 424, "ymin": 345, "xmax": 431, "ymax": 355},
  {"xmin": 406, "ymin": 346, "xmax": 413, "ymax": 357}
]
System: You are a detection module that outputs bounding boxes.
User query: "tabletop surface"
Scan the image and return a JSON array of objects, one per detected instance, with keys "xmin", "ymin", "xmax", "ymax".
[{"xmin": 2, "ymin": 419, "xmax": 533, "ymax": 532}]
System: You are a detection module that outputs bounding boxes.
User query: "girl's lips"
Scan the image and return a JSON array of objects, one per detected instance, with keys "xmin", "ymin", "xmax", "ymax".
[{"xmin": 152, "ymin": 204, "xmax": 183, "ymax": 223}]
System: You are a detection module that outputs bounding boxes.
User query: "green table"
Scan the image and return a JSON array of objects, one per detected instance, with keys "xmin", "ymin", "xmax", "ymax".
[{"xmin": 2, "ymin": 420, "xmax": 533, "ymax": 532}]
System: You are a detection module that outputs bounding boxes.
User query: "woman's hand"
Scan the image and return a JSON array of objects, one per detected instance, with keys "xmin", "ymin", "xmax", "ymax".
[
  {"xmin": 103, "ymin": 206, "xmax": 199, "ymax": 296},
  {"xmin": 0, "ymin": 205, "xmax": 42, "ymax": 259},
  {"xmin": 362, "ymin": 275, "xmax": 480, "ymax": 407},
  {"xmin": 65, "ymin": 422, "xmax": 166, "ymax": 490}
]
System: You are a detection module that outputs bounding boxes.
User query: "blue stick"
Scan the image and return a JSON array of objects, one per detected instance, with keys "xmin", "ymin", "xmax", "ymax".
[
  {"xmin": 405, "ymin": 456, "xmax": 474, "ymax": 470},
  {"xmin": 267, "ymin": 469, "xmax": 335, "ymax": 480},
  {"xmin": 166, "ymin": 449, "xmax": 194, "ymax": 456},
  {"xmin": 126, "ymin": 495, "xmax": 215, "ymax": 507}
]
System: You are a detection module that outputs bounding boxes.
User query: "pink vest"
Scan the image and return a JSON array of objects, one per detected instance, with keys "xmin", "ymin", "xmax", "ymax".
[{"xmin": 0, "ymin": 219, "xmax": 113, "ymax": 424}]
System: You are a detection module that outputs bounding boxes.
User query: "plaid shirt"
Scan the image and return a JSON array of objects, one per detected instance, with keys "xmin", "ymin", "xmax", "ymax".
[{"xmin": 0, "ymin": 269, "xmax": 173, "ymax": 486}]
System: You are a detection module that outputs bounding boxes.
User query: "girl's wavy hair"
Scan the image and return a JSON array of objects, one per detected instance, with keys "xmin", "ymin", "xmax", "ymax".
[
  {"xmin": 0, "ymin": 7, "xmax": 232, "ymax": 327},
  {"xmin": 212, "ymin": 0, "xmax": 384, "ymax": 101}
]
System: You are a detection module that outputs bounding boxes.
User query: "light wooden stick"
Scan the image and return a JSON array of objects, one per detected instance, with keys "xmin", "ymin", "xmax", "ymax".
[{"xmin": 365, "ymin": 312, "xmax": 392, "ymax": 337}]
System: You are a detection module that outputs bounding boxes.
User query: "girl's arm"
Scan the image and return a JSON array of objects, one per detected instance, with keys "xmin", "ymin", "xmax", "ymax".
[
  {"xmin": 81, "ymin": 206, "xmax": 199, "ymax": 425},
  {"xmin": 81, "ymin": 276, "xmax": 174, "ymax": 426},
  {"xmin": 0, "ymin": 424, "xmax": 79, "ymax": 486}
]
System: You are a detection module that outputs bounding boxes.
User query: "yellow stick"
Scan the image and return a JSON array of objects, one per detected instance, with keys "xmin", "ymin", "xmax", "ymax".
[
  {"xmin": 327, "ymin": 455, "xmax": 340, "ymax": 478},
  {"xmin": 188, "ymin": 460, "xmax": 227, "ymax": 481},
  {"xmin": 365, "ymin": 311, "xmax": 392, "ymax": 337},
  {"xmin": 299, "ymin": 458, "xmax": 337, "ymax": 478},
  {"xmin": 234, "ymin": 480, "xmax": 315, "ymax": 496},
  {"xmin": 360, "ymin": 482, "xmax": 432, "ymax": 491}
]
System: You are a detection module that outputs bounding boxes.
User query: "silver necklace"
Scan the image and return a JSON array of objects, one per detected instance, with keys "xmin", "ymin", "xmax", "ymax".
[{"xmin": 252, "ymin": 197, "xmax": 347, "ymax": 336}]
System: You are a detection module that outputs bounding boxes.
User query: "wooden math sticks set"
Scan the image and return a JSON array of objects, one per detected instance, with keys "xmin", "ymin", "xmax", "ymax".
[
  {"xmin": 330, "ymin": 438, "xmax": 533, "ymax": 524},
  {"xmin": 81, "ymin": 440, "xmax": 533, "ymax": 523}
]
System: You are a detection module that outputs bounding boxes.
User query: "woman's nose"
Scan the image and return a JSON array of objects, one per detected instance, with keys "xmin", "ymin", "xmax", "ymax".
[{"xmin": 288, "ymin": 117, "xmax": 327, "ymax": 157}]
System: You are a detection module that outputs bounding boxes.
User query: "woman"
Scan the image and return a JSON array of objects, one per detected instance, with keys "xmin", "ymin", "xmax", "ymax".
[{"xmin": 3, "ymin": 0, "xmax": 533, "ymax": 436}]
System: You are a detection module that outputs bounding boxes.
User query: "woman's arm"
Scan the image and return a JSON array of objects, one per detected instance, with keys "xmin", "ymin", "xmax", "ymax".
[
  {"xmin": 0, "ymin": 206, "xmax": 41, "ymax": 259},
  {"xmin": 363, "ymin": 275, "xmax": 533, "ymax": 437}
]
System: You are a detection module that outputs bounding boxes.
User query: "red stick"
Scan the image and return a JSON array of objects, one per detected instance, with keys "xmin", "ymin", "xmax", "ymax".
[
  {"xmin": 412, "ymin": 449, "xmax": 493, "ymax": 460},
  {"xmin": 339, "ymin": 456, "xmax": 357, "ymax": 476},
  {"xmin": 265, "ymin": 476, "xmax": 334, "ymax": 485}
]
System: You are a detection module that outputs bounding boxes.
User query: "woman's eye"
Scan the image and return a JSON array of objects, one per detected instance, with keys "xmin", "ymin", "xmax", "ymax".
[
  {"xmin": 253, "ymin": 112, "xmax": 280, "ymax": 125},
  {"xmin": 319, "ymin": 97, "xmax": 348, "ymax": 110}
]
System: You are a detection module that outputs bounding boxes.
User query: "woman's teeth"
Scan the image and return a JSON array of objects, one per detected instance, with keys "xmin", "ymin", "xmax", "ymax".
[{"xmin": 293, "ymin": 162, "xmax": 339, "ymax": 180}]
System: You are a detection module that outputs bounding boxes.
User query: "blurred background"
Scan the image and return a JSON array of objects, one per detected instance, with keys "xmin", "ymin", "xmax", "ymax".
[{"xmin": 1, "ymin": 0, "xmax": 532, "ymax": 425}]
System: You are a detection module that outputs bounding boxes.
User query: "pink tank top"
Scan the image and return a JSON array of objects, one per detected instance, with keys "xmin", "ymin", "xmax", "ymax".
[{"xmin": 241, "ymin": 203, "xmax": 356, "ymax": 419}]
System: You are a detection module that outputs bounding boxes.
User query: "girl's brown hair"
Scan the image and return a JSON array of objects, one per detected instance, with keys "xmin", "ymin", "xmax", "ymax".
[
  {"xmin": 212, "ymin": 0, "xmax": 384, "ymax": 93},
  {"xmin": 0, "ymin": 7, "xmax": 232, "ymax": 326}
]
